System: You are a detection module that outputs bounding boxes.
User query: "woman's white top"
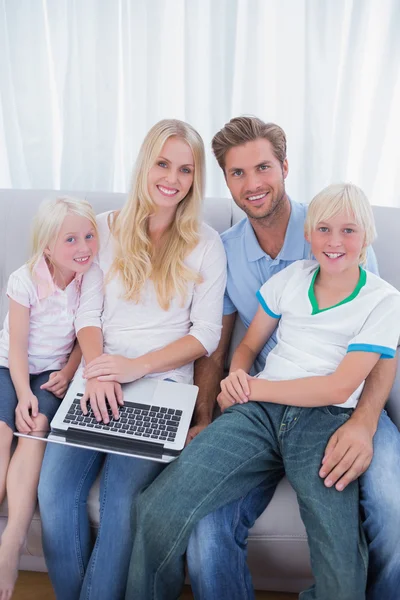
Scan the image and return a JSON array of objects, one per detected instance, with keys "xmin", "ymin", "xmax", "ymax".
[
  {"xmin": 0, "ymin": 257, "xmax": 81, "ymax": 374},
  {"xmin": 257, "ymin": 259, "xmax": 400, "ymax": 408},
  {"xmin": 75, "ymin": 211, "xmax": 227, "ymax": 384}
]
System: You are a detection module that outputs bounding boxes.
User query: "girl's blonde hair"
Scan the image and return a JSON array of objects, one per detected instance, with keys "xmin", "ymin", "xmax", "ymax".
[
  {"xmin": 27, "ymin": 196, "xmax": 98, "ymax": 275},
  {"xmin": 108, "ymin": 119, "xmax": 205, "ymax": 310},
  {"xmin": 304, "ymin": 183, "xmax": 376, "ymax": 265}
]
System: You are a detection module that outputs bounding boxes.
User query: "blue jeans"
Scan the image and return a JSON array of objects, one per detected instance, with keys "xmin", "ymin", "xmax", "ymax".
[
  {"xmin": 187, "ymin": 410, "xmax": 400, "ymax": 600},
  {"xmin": 0, "ymin": 367, "xmax": 61, "ymax": 430},
  {"xmin": 187, "ymin": 479, "xmax": 276, "ymax": 600},
  {"xmin": 38, "ymin": 443, "xmax": 164, "ymax": 600},
  {"xmin": 361, "ymin": 411, "xmax": 400, "ymax": 600},
  {"xmin": 126, "ymin": 402, "xmax": 368, "ymax": 600}
]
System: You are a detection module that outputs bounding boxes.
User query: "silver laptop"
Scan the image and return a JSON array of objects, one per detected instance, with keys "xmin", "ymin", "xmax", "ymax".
[{"xmin": 15, "ymin": 371, "xmax": 198, "ymax": 463}]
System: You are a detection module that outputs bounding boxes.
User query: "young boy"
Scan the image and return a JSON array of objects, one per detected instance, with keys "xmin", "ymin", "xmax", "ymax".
[{"xmin": 126, "ymin": 183, "xmax": 400, "ymax": 600}]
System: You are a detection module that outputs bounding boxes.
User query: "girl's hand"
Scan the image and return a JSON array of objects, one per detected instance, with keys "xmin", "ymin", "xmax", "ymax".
[
  {"xmin": 220, "ymin": 369, "xmax": 253, "ymax": 405},
  {"xmin": 83, "ymin": 354, "xmax": 147, "ymax": 384},
  {"xmin": 40, "ymin": 370, "xmax": 71, "ymax": 398},
  {"xmin": 15, "ymin": 392, "xmax": 39, "ymax": 432},
  {"xmin": 80, "ymin": 379, "xmax": 123, "ymax": 423}
]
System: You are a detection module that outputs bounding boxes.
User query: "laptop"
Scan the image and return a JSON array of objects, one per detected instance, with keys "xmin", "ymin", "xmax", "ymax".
[{"xmin": 15, "ymin": 371, "xmax": 198, "ymax": 463}]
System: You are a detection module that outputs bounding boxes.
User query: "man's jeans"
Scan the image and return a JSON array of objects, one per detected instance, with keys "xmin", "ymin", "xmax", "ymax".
[
  {"xmin": 187, "ymin": 410, "xmax": 400, "ymax": 600},
  {"xmin": 126, "ymin": 402, "xmax": 368, "ymax": 600},
  {"xmin": 362, "ymin": 411, "xmax": 400, "ymax": 600}
]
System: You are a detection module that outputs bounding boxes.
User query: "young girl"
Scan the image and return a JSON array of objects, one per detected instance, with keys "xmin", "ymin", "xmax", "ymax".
[
  {"xmin": 38, "ymin": 119, "xmax": 227, "ymax": 600},
  {"xmin": 125, "ymin": 183, "xmax": 400, "ymax": 600},
  {"xmin": 0, "ymin": 197, "xmax": 98, "ymax": 600}
]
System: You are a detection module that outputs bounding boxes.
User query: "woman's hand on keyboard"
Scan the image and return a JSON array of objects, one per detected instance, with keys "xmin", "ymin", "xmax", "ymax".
[
  {"xmin": 83, "ymin": 354, "xmax": 148, "ymax": 384},
  {"xmin": 80, "ymin": 379, "xmax": 123, "ymax": 423}
]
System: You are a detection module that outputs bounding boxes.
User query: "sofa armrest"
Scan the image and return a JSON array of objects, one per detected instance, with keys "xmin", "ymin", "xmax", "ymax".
[{"xmin": 385, "ymin": 349, "xmax": 400, "ymax": 431}]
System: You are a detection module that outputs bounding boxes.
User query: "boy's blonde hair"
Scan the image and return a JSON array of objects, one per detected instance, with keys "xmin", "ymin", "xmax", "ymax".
[
  {"xmin": 108, "ymin": 119, "xmax": 205, "ymax": 310},
  {"xmin": 304, "ymin": 183, "xmax": 376, "ymax": 265},
  {"xmin": 27, "ymin": 196, "xmax": 98, "ymax": 275}
]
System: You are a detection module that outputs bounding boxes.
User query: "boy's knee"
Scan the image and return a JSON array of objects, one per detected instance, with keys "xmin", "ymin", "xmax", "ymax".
[{"xmin": 132, "ymin": 490, "xmax": 157, "ymax": 533}]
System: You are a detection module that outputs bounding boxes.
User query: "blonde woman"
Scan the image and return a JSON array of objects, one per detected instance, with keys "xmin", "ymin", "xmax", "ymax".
[
  {"xmin": 38, "ymin": 120, "xmax": 227, "ymax": 600},
  {"xmin": 0, "ymin": 197, "xmax": 98, "ymax": 600}
]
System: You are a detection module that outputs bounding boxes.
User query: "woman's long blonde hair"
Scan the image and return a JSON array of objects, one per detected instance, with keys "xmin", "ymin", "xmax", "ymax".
[
  {"xmin": 27, "ymin": 196, "xmax": 98, "ymax": 277},
  {"xmin": 108, "ymin": 119, "xmax": 205, "ymax": 310}
]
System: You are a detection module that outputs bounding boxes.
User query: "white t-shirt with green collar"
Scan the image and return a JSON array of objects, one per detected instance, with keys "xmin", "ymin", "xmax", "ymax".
[{"xmin": 256, "ymin": 260, "xmax": 400, "ymax": 408}]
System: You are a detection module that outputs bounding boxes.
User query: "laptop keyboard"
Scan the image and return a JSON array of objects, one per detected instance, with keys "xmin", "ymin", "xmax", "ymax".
[{"xmin": 63, "ymin": 394, "xmax": 183, "ymax": 443}]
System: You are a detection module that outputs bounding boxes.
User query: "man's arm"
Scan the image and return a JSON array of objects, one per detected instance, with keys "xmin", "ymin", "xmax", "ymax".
[
  {"xmin": 186, "ymin": 312, "xmax": 237, "ymax": 444},
  {"xmin": 319, "ymin": 356, "xmax": 397, "ymax": 491}
]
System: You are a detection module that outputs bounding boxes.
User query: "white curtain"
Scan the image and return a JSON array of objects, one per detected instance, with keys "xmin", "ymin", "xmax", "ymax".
[{"xmin": 0, "ymin": 0, "xmax": 399, "ymax": 206}]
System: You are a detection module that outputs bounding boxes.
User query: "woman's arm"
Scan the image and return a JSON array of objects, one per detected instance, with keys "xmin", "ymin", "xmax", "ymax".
[
  {"xmin": 77, "ymin": 326, "xmax": 123, "ymax": 423},
  {"xmin": 84, "ymin": 231, "xmax": 229, "ymax": 383},
  {"xmin": 77, "ymin": 326, "xmax": 104, "ymax": 364},
  {"xmin": 75, "ymin": 264, "xmax": 123, "ymax": 423},
  {"xmin": 83, "ymin": 335, "xmax": 206, "ymax": 383}
]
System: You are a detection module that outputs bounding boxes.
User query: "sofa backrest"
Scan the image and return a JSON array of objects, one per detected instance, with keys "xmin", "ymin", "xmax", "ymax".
[{"xmin": 1, "ymin": 188, "xmax": 399, "ymax": 351}]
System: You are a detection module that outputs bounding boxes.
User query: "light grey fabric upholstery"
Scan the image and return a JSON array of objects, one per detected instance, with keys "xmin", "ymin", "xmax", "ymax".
[{"xmin": 0, "ymin": 189, "xmax": 398, "ymax": 592}]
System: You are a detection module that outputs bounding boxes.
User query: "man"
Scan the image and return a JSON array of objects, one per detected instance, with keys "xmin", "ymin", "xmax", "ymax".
[{"xmin": 127, "ymin": 117, "xmax": 400, "ymax": 600}]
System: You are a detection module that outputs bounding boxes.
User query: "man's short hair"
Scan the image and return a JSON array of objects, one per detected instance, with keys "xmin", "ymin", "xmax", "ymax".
[{"xmin": 211, "ymin": 116, "xmax": 287, "ymax": 171}]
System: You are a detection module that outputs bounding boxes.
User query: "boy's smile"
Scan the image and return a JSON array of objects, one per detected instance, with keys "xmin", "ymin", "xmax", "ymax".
[{"xmin": 308, "ymin": 212, "xmax": 366, "ymax": 275}]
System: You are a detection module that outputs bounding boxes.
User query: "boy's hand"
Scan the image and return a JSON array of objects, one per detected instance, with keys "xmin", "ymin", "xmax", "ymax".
[
  {"xmin": 15, "ymin": 392, "xmax": 39, "ymax": 432},
  {"xmin": 220, "ymin": 369, "xmax": 252, "ymax": 405},
  {"xmin": 40, "ymin": 370, "xmax": 71, "ymax": 398},
  {"xmin": 319, "ymin": 417, "xmax": 374, "ymax": 491}
]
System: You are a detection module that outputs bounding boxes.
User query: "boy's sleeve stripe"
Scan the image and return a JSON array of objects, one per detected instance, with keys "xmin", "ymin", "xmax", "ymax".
[
  {"xmin": 347, "ymin": 343, "xmax": 396, "ymax": 359},
  {"xmin": 256, "ymin": 290, "xmax": 281, "ymax": 319}
]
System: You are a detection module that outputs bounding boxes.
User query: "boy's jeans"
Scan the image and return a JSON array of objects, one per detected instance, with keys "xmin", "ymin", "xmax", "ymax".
[
  {"xmin": 126, "ymin": 402, "xmax": 368, "ymax": 600},
  {"xmin": 187, "ymin": 410, "xmax": 400, "ymax": 600}
]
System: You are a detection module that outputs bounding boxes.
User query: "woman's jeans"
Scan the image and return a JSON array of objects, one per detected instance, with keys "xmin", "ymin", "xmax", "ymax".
[
  {"xmin": 187, "ymin": 410, "xmax": 400, "ymax": 600},
  {"xmin": 38, "ymin": 443, "xmax": 164, "ymax": 600},
  {"xmin": 126, "ymin": 402, "xmax": 368, "ymax": 600}
]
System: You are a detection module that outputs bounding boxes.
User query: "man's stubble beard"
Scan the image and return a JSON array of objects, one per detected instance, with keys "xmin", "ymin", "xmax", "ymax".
[{"xmin": 237, "ymin": 177, "xmax": 287, "ymax": 224}]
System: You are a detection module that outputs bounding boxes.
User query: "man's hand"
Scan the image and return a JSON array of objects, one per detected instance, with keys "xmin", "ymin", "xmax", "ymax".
[
  {"xmin": 185, "ymin": 422, "xmax": 209, "ymax": 446},
  {"xmin": 319, "ymin": 416, "xmax": 374, "ymax": 491},
  {"xmin": 40, "ymin": 370, "xmax": 71, "ymax": 398},
  {"xmin": 217, "ymin": 390, "xmax": 236, "ymax": 413}
]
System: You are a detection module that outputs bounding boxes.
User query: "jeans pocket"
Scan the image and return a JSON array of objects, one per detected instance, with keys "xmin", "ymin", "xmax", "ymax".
[{"xmin": 320, "ymin": 405, "xmax": 354, "ymax": 419}]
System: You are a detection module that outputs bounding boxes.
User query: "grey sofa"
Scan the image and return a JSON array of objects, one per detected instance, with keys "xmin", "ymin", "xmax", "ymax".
[{"xmin": 0, "ymin": 189, "xmax": 399, "ymax": 593}]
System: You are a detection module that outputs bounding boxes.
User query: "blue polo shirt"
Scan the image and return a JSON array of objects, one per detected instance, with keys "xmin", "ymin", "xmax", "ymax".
[{"xmin": 221, "ymin": 199, "xmax": 379, "ymax": 373}]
